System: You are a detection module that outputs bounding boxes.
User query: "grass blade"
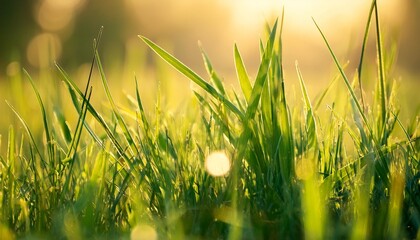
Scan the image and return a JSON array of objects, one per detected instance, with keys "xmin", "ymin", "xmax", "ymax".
[
  {"xmin": 56, "ymin": 64, "xmax": 104, "ymax": 148},
  {"xmin": 24, "ymin": 69, "xmax": 55, "ymax": 164},
  {"xmin": 200, "ymin": 44, "xmax": 226, "ymax": 96},
  {"xmin": 245, "ymin": 19, "xmax": 278, "ymax": 120},
  {"xmin": 312, "ymin": 18, "xmax": 373, "ymax": 137},
  {"xmin": 57, "ymin": 63, "xmax": 127, "ymax": 164},
  {"xmin": 373, "ymin": 1, "xmax": 388, "ymax": 142},
  {"xmin": 139, "ymin": 35, "xmax": 243, "ymax": 119},
  {"xmin": 53, "ymin": 106, "xmax": 72, "ymax": 145},
  {"xmin": 234, "ymin": 44, "xmax": 252, "ymax": 103},
  {"xmin": 6, "ymin": 102, "xmax": 50, "ymax": 183},
  {"xmin": 357, "ymin": 0, "xmax": 376, "ymax": 110},
  {"xmin": 296, "ymin": 61, "xmax": 317, "ymax": 148},
  {"xmin": 95, "ymin": 49, "xmax": 140, "ymax": 157}
]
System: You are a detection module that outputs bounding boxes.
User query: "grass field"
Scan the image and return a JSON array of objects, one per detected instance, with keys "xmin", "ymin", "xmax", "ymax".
[{"xmin": 0, "ymin": 2, "xmax": 419, "ymax": 239}]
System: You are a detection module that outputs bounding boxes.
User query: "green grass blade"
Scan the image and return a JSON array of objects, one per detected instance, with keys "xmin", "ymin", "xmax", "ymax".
[
  {"xmin": 393, "ymin": 111, "xmax": 417, "ymax": 158},
  {"xmin": 245, "ymin": 19, "xmax": 278, "ymax": 120},
  {"xmin": 313, "ymin": 61, "xmax": 348, "ymax": 111},
  {"xmin": 357, "ymin": 0, "xmax": 376, "ymax": 110},
  {"xmin": 225, "ymin": 21, "xmax": 279, "ymax": 236},
  {"xmin": 56, "ymin": 63, "xmax": 127, "ymax": 162},
  {"xmin": 234, "ymin": 44, "xmax": 252, "ymax": 103},
  {"xmin": 260, "ymin": 75, "xmax": 271, "ymax": 132},
  {"xmin": 53, "ymin": 106, "xmax": 72, "ymax": 145},
  {"xmin": 95, "ymin": 50, "xmax": 140, "ymax": 157},
  {"xmin": 228, "ymin": 19, "xmax": 279, "ymax": 191},
  {"xmin": 63, "ymin": 86, "xmax": 93, "ymax": 162},
  {"xmin": 139, "ymin": 35, "xmax": 243, "ymax": 119},
  {"xmin": 24, "ymin": 69, "xmax": 55, "ymax": 164},
  {"xmin": 61, "ymin": 87, "xmax": 93, "ymax": 199},
  {"xmin": 330, "ymin": 2, "xmax": 391, "ymax": 187},
  {"xmin": 62, "ymin": 57, "xmax": 95, "ymax": 168},
  {"xmin": 275, "ymin": 12, "xmax": 295, "ymax": 181},
  {"xmin": 135, "ymin": 76, "xmax": 151, "ymax": 132},
  {"xmin": 296, "ymin": 62, "xmax": 312, "ymax": 115},
  {"xmin": 232, "ymin": 89, "xmax": 246, "ymax": 113},
  {"xmin": 7, "ymin": 126, "xmax": 15, "ymax": 223},
  {"xmin": 200, "ymin": 44, "xmax": 226, "ymax": 95},
  {"xmin": 55, "ymin": 64, "xmax": 104, "ymax": 148},
  {"xmin": 313, "ymin": 18, "xmax": 373, "ymax": 137},
  {"xmin": 259, "ymin": 39, "xmax": 264, "ymax": 60},
  {"xmin": 373, "ymin": 1, "xmax": 388, "ymax": 140},
  {"xmin": 296, "ymin": 62, "xmax": 317, "ymax": 148},
  {"xmin": 193, "ymin": 91, "xmax": 234, "ymax": 144},
  {"xmin": 6, "ymin": 102, "xmax": 50, "ymax": 180}
]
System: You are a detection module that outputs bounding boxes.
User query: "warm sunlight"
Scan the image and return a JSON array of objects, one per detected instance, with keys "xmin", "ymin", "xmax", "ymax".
[
  {"xmin": 0, "ymin": 1, "xmax": 418, "ymax": 238},
  {"xmin": 224, "ymin": 0, "xmax": 401, "ymax": 31}
]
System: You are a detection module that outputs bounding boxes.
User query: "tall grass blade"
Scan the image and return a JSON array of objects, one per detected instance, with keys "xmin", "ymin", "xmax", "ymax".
[
  {"xmin": 393, "ymin": 111, "xmax": 417, "ymax": 157},
  {"xmin": 56, "ymin": 64, "xmax": 104, "ymax": 148},
  {"xmin": 313, "ymin": 19, "xmax": 371, "ymax": 133},
  {"xmin": 6, "ymin": 102, "xmax": 45, "ymax": 165},
  {"xmin": 275, "ymin": 11, "xmax": 295, "ymax": 181},
  {"xmin": 63, "ymin": 87, "xmax": 92, "ymax": 162},
  {"xmin": 245, "ymin": 19, "xmax": 278, "ymax": 120},
  {"xmin": 313, "ymin": 70, "xmax": 343, "ymax": 111},
  {"xmin": 312, "ymin": 20, "xmax": 381, "ymax": 165},
  {"xmin": 95, "ymin": 50, "xmax": 140, "ymax": 158},
  {"xmin": 63, "ymin": 27, "xmax": 103, "ymax": 166},
  {"xmin": 61, "ymin": 87, "xmax": 93, "ymax": 199},
  {"xmin": 6, "ymin": 126, "xmax": 15, "ymax": 226},
  {"xmin": 57, "ymin": 64, "xmax": 128, "ymax": 165},
  {"xmin": 139, "ymin": 35, "xmax": 243, "ymax": 119},
  {"xmin": 200, "ymin": 44, "xmax": 226, "ymax": 96},
  {"xmin": 373, "ymin": 1, "xmax": 387, "ymax": 138},
  {"xmin": 357, "ymin": 0, "xmax": 376, "ymax": 110},
  {"xmin": 61, "ymin": 47, "xmax": 97, "ymax": 199},
  {"xmin": 135, "ymin": 76, "xmax": 151, "ymax": 132},
  {"xmin": 24, "ymin": 69, "xmax": 55, "ymax": 164},
  {"xmin": 234, "ymin": 44, "xmax": 252, "ymax": 103},
  {"xmin": 193, "ymin": 91, "xmax": 234, "ymax": 144},
  {"xmin": 231, "ymin": 19, "xmax": 278, "ymax": 171},
  {"xmin": 53, "ymin": 106, "xmax": 72, "ymax": 145},
  {"xmin": 296, "ymin": 61, "xmax": 317, "ymax": 148},
  {"xmin": 55, "ymin": 27, "xmax": 106, "ymax": 150}
]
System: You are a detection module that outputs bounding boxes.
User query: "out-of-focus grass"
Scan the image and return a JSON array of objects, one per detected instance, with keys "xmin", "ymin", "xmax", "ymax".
[{"xmin": 0, "ymin": 1, "xmax": 419, "ymax": 239}]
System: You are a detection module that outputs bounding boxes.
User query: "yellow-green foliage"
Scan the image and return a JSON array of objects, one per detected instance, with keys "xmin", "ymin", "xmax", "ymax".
[{"xmin": 0, "ymin": 1, "xmax": 419, "ymax": 239}]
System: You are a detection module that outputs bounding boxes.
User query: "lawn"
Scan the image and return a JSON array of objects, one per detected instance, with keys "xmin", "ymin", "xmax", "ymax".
[{"xmin": 0, "ymin": 1, "xmax": 419, "ymax": 239}]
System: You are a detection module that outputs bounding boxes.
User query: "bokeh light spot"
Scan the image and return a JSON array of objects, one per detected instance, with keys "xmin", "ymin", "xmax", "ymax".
[
  {"xmin": 26, "ymin": 33, "xmax": 62, "ymax": 68},
  {"xmin": 6, "ymin": 62, "xmax": 21, "ymax": 77},
  {"xmin": 205, "ymin": 151, "xmax": 231, "ymax": 177},
  {"xmin": 130, "ymin": 224, "xmax": 157, "ymax": 240},
  {"xmin": 37, "ymin": 1, "xmax": 74, "ymax": 31}
]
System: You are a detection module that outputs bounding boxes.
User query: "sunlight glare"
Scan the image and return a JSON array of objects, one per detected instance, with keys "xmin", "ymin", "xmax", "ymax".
[{"xmin": 222, "ymin": 0, "xmax": 401, "ymax": 37}]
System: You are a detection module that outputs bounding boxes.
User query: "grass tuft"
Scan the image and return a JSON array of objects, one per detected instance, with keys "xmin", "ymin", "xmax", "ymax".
[{"xmin": 0, "ymin": 4, "xmax": 419, "ymax": 239}]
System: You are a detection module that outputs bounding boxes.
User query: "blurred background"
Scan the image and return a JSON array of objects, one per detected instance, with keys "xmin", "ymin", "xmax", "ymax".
[
  {"xmin": 0, "ymin": 0, "xmax": 418, "ymax": 140},
  {"xmin": 0, "ymin": 0, "xmax": 418, "ymax": 74}
]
